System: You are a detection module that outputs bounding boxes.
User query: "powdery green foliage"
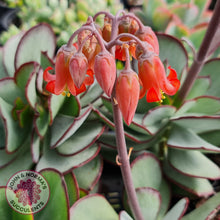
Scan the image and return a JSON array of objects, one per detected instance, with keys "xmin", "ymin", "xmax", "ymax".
[{"xmin": 0, "ymin": 6, "xmax": 220, "ymax": 219}]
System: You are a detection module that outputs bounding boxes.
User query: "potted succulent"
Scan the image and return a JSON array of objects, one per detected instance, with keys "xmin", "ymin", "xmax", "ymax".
[{"xmin": 0, "ymin": 1, "xmax": 220, "ymax": 220}]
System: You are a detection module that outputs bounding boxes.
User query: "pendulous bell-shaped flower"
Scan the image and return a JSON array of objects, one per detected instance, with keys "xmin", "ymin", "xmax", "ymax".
[
  {"xmin": 138, "ymin": 53, "xmax": 180, "ymax": 102},
  {"xmin": 116, "ymin": 69, "xmax": 140, "ymax": 125},
  {"xmin": 135, "ymin": 26, "xmax": 159, "ymax": 55},
  {"xmin": 94, "ymin": 49, "xmax": 116, "ymax": 97},
  {"xmin": 43, "ymin": 45, "xmax": 94, "ymax": 97},
  {"xmin": 69, "ymin": 52, "xmax": 88, "ymax": 88}
]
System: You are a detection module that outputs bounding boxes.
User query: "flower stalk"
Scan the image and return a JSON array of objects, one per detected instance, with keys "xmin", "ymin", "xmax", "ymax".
[
  {"xmin": 43, "ymin": 10, "xmax": 181, "ymax": 220},
  {"xmin": 174, "ymin": 0, "xmax": 220, "ymax": 106},
  {"xmin": 111, "ymin": 89, "xmax": 144, "ymax": 220}
]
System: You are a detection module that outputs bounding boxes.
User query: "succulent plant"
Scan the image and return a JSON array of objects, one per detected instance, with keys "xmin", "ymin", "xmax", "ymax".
[
  {"xmin": 0, "ymin": 6, "xmax": 220, "ymax": 220},
  {"xmin": 0, "ymin": 0, "xmax": 123, "ymax": 46},
  {"xmin": 135, "ymin": 0, "xmax": 215, "ymax": 56}
]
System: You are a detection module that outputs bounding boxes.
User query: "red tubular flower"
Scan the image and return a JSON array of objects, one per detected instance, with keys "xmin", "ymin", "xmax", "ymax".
[
  {"xmin": 69, "ymin": 52, "xmax": 88, "ymax": 88},
  {"xmin": 116, "ymin": 70, "xmax": 140, "ymax": 125},
  {"xmin": 94, "ymin": 50, "xmax": 116, "ymax": 97},
  {"xmin": 43, "ymin": 45, "xmax": 94, "ymax": 96},
  {"xmin": 115, "ymin": 18, "xmax": 138, "ymax": 61},
  {"xmin": 138, "ymin": 53, "xmax": 180, "ymax": 102},
  {"xmin": 135, "ymin": 26, "xmax": 159, "ymax": 55},
  {"xmin": 115, "ymin": 43, "xmax": 136, "ymax": 61}
]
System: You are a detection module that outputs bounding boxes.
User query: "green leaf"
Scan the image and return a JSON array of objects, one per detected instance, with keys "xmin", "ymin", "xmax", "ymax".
[
  {"xmin": 14, "ymin": 62, "xmax": 39, "ymax": 93},
  {"xmin": 136, "ymin": 96, "xmax": 158, "ymax": 114},
  {"xmin": 200, "ymin": 130, "xmax": 220, "ymax": 147},
  {"xmin": 15, "ymin": 24, "xmax": 56, "ymax": 70},
  {"xmin": 80, "ymin": 80, "xmax": 103, "ymax": 108},
  {"xmin": 185, "ymin": 97, "xmax": 220, "ymax": 115},
  {"xmin": 131, "ymin": 152, "xmax": 162, "ymax": 190},
  {"xmin": 25, "ymin": 68, "xmax": 38, "ymax": 109},
  {"xmin": 119, "ymin": 211, "xmax": 133, "ymax": 220},
  {"xmin": 189, "ymin": 25, "xmax": 206, "ymax": 50},
  {"xmin": 36, "ymin": 143, "xmax": 100, "ymax": 173},
  {"xmin": 168, "ymin": 148, "xmax": 220, "ymax": 179},
  {"xmin": 0, "ymin": 78, "xmax": 26, "ymax": 105},
  {"xmin": 34, "ymin": 106, "xmax": 50, "ymax": 138},
  {"xmin": 64, "ymin": 172, "xmax": 79, "ymax": 207},
  {"xmin": 48, "ymin": 94, "xmax": 66, "ymax": 124},
  {"xmin": 57, "ymin": 121, "xmax": 104, "ymax": 155},
  {"xmin": 34, "ymin": 169, "xmax": 69, "ymax": 220},
  {"xmin": 0, "ymin": 187, "xmax": 34, "ymax": 220},
  {"xmin": 0, "ymin": 48, "xmax": 8, "ymax": 78},
  {"xmin": 0, "ymin": 116, "xmax": 5, "ymax": 148},
  {"xmin": 59, "ymin": 95, "xmax": 80, "ymax": 117},
  {"xmin": 50, "ymin": 106, "xmax": 92, "ymax": 148},
  {"xmin": 73, "ymin": 156, "xmax": 103, "ymax": 191},
  {"xmin": 163, "ymin": 160, "xmax": 214, "ymax": 197},
  {"xmin": 182, "ymin": 192, "xmax": 220, "ymax": 220},
  {"xmin": 167, "ymin": 125, "xmax": 220, "ymax": 153},
  {"xmin": 199, "ymin": 59, "xmax": 220, "ymax": 97},
  {"xmin": 162, "ymin": 198, "xmax": 188, "ymax": 220},
  {"xmin": 170, "ymin": 3, "xmax": 198, "ymax": 26},
  {"xmin": 171, "ymin": 116, "xmax": 220, "ymax": 134},
  {"xmin": 31, "ymin": 130, "xmax": 41, "ymax": 163},
  {"xmin": 3, "ymin": 32, "xmax": 24, "ymax": 76},
  {"xmin": 143, "ymin": 105, "xmax": 176, "ymax": 134},
  {"xmin": 40, "ymin": 51, "xmax": 54, "ymax": 71},
  {"xmin": 157, "ymin": 33, "xmax": 188, "ymax": 75},
  {"xmin": 0, "ymin": 97, "xmax": 31, "ymax": 152},
  {"xmin": 186, "ymin": 77, "xmax": 211, "ymax": 99},
  {"xmin": 0, "ymin": 141, "xmax": 33, "ymax": 186},
  {"xmin": 70, "ymin": 194, "xmax": 118, "ymax": 220},
  {"xmin": 136, "ymin": 187, "xmax": 161, "ymax": 220},
  {"xmin": 175, "ymin": 97, "xmax": 220, "ymax": 115},
  {"xmin": 157, "ymin": 180, "xmax": 171, "ymax": 220},
  {"xmin": 127, "ymin": 113, "xmax": 151, "ymax": 135}
]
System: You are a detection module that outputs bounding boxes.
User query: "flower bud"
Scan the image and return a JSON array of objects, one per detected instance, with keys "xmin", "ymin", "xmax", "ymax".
[
  {"xmin": 118, "ymin": 17, "xmax": 138, "ymax": 38},
  {"xmin": 116, "ymin": 70, "xmax": 140, "ymax": 125},
  {"xmin": 135, "ymin": 26, "xmax": 159, "ymax": 55},
  {"xmin": 94, "ymin": 50, "xmax": 116, "ymax": 97},
  {"xmin": 69, "ymin": 52, "xmax": 88, "ymax": 88},
  {"xmin": 102, "ymin": 22, "xmax": 112, "ymax": 42}
]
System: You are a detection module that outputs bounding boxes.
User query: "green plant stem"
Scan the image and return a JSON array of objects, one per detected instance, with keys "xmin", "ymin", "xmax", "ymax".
[
  {"xmin": 110, "ymin": 17, "xmax": 144, "ymax": 220},
  {"xmin": 175, "ymin": 0, "xmax": 220, "ymax": 106}
]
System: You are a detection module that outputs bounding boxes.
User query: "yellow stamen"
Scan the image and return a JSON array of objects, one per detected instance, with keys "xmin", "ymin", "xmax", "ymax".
[
  {"xmin": 67, "ymin": 92, "xmax": 71, "ymax": 97},
  {"xmin": 159, "ymin": 90, "xmax": 166, "ymax": 103},
  {"xmin": 62, "ymin": 91, "xmax": 66, "ymax": 96}
]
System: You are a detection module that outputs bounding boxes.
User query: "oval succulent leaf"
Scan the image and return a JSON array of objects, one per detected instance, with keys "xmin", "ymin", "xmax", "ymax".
[
  {"xmin": 168, "ymin": 148, "xmax": 220, "ymax": 180},
  {"xmin": 15, "ymin": 23, "xmax": 56, "ymax": 70},
  {"xmin": 136, "ymin": 187, "xmax": 161, "ymax": 220},
  {"xmin": 131, "ymin": 152, "xmax": 162, "ymax": 190},
  {"xmin": 70, "ymin": 194, "xmax": 118, "ymax": 220},
  {"xmin": 162, "ymin": 198, "xmax": 189, "ymax": 220}
]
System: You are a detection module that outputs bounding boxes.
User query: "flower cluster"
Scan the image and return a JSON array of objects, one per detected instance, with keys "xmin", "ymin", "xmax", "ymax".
[{"xmin": 44, "ymin": 11, "xmax": 180, "ymax": 125}]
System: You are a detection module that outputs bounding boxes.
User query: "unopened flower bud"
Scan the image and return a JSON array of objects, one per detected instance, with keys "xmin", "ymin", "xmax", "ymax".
[
  {"xmin": 94, "ymin": 50, "xmax": 116, "ymax": 97},
  {"xmin": 135, "ymin": 26, "xmax": 159, "ymax": 55},
  {"xmin": 116, "ymin": 70, "xmax": 140, "ymax": 125},
  {"xmin": 69, "ymin": 52, "xmax": 88, "ymax": 88}
]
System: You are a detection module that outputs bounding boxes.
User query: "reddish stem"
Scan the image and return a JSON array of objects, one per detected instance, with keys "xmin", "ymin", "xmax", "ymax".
[
  {"xmin": 110, "ymin": 14, "xmax": 145, "ymax": 220},
  {"xmin": 175, "ymin": 0, "xmax": 220, "ymax": 106}
]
